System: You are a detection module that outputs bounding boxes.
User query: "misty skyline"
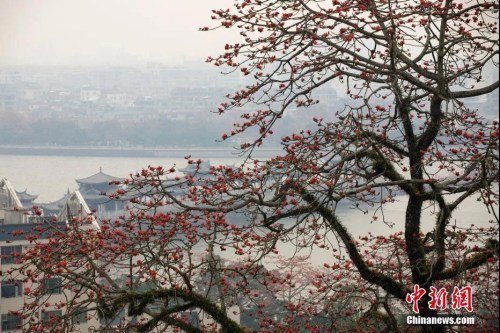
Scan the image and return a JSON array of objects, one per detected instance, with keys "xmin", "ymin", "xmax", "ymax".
[{"xmin": 0, "ymin": 0, "xmax": 235, "ymax": 66}]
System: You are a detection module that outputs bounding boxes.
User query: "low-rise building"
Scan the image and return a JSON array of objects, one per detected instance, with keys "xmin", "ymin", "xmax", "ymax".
[{"xmin": 80, "ymin": 86, "xmax": 101, "ymax": 102}]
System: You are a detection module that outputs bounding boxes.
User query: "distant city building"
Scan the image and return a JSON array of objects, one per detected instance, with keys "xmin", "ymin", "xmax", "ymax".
[
  {"xmin": 104, "ymin": 91, "xmax": 133, "ymax": 107},
  {"xmin": 0, "ymin": 91, "xmax": 17, "ymax": 113},
  {"xmin": 0, "ymin": 71, "xmax": 24, "ymax": 85},
  {"xmin": 0, "ymin": 64, "xmax": 351, "ymax": 147},
  {"xmin": 21, "ymin": 88, "xmax": 45, "ymax": 101},
  {"xmin": 79, "ymin": 86, "xmax": 101, "ymax": 102}
]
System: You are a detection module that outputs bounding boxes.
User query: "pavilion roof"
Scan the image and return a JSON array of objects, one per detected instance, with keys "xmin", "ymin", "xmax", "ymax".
[
  {"xmin": 40, "ymin": 190, "xmax": 72, "ymax": 211},
  {"xmin": 16, "ymin": 189, "xmax": 38, "ymax": 201},
  {"xmin": 179, "ymin": 160, "xmax": 212, "ymax": 174},
  {"xmin": 75, "ymin": 168, "xmax": 123, "ymax": 185}
]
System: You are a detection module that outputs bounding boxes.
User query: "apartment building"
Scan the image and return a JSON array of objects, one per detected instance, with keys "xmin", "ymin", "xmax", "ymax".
[
  {"xmin": 2, "ymin": 178, "xmax": 241, "ymax": 332},
  {"xmin": 1, "ymin": 178, "xmax": 100, "ymax": 332}
]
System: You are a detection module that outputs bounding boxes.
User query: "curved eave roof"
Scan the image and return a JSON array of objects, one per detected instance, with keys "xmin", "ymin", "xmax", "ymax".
[
  {"xmin": 41, "ymin": 192, "xmax": 72, "ymax": 208},
  {"xmin": 76, "ymin": 171, "xmax": 124, "ymax": 185},
  {"xmin": 80, "ymin": 188, "xmax": 108, "ymax": 201},
  {"xmin": 179, "ymin": 160, "xmax": 212, "ymax": 174},
  {"xmin": 16, "ymin": 190, "xmax": 38, "ymax": 201}
]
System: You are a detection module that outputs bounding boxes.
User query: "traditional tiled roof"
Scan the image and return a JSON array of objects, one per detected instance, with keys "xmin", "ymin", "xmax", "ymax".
[
  {"xmin": 79, "ymin": 187, "xmax": 107, "ymax": 201},
  {"xmin": 179, "ymin": 160, "xmax": 212, "ymax": 174},
  {"xmin": 75, "ymin": 168, "xmax": 123, "ymax": 185},
  {"xmin": 39, "ymin": 190, "xmax": 72, "ymax": 213},
  {"xmin": 16, "ymin": 189, "xmax": 38, "ymax": 201}
]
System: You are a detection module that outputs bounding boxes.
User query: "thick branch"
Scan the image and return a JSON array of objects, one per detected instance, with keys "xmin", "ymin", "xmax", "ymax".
[
  {"xmin": 450, "ymin": 80, "xmax": 499, "ymax": 98},
  {"xmin": 111, "ymin": 288, "xmax": 245, "ymax": 333},
  {"xmin": 433, "ymin": 241, "xmax": 499, "ymax": 281},
  {"xmin": 296, "ymin": 185, "xmax": 407, "ymax": 300}
]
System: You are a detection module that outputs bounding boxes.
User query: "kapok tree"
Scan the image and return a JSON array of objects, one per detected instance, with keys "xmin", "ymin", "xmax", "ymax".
[
  {"xmin": 9, "ymin": 203, "xmax": 250, "ymax": 333},
  {"xmin": 8, "ymin": 0, "xmax": 500, "ymax": 332},
  {"xmin": 9, "ymin": 206, "xmax": 497, "ymax": 332},
  {"xmin": 200, "ymin": 0, "xmax": 499, "ymax": 331}
]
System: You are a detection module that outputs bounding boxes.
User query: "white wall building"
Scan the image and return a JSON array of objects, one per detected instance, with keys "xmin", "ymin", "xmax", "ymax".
[
  {"xmin": 80, "ymin": 87, "xmax": 101, "ymax": 102},
  {"xmin": 1, "ymin": 179, "xmax": 100, "ymax": 332}
]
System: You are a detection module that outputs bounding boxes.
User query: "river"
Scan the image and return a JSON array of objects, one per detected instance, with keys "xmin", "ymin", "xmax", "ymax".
[
  {"xmin": 0, "ymin": 152, "xmax": 496, "ymax": 241},
  {"xmin": 0, "ymin": 152, "xmax": 245, "ymax": 202}
]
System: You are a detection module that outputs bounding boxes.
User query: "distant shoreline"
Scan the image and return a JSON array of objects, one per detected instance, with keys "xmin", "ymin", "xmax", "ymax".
[{"xmin": 0, "ymin": 145, "xmax": 281, "ymax": 158}]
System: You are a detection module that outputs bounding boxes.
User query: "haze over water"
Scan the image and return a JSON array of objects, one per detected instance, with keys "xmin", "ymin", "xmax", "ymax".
[
  {"xmin": 1, "ymin": 153, "xmax": 494, "ymax": 242},
  {"xmin": 0, "ymin": 153, "xmax": 239, "ymax": 202},
  {"xmin": 1, "ymin": 0, "xmax": 497, "ymax": 266}
]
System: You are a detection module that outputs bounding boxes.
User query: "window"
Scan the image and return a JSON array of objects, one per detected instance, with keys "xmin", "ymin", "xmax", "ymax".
[
  {"xmin": 1, "ymin": 281, "xmax": 23, "ymax": 298},
  {"xmin": 0, "ymin": 246, "xmax": 22, "ymax": 265},
  {"xmin": 1, "ymin": 313, "xmax": 22, "ymax": 331},
  {"xmin": 72, "ymin": 311, "xmax": 87, "ymax": 324},
  {"xmin": 43, "ymin": 278, "xmax": 62, "ymax": 295},
  {"xmin": 41, "ymin": 310, "xmax": 61, "ymax": 324},
  {"xmin": 101, "ymin": 308, "xmax": 125, "ymax": 327}
]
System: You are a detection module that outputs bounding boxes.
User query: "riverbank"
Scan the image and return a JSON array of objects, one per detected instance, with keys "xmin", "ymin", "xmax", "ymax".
[{"xmin": 0, "ymin": 145, "xmax": 281, "ymax": 158}]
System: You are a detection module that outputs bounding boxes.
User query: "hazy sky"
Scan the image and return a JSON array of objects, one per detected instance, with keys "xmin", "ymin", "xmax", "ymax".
[{"xmin": 0, "ymin": 0, "xmax": 235, "ymax": 66}]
